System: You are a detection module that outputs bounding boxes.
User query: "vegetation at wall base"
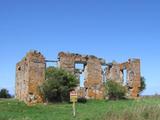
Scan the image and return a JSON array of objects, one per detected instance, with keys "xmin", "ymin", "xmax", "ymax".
[
  {"xmin": 40, "ymin": 67, "xmax": 78, "ymax": 102},
  {"xmin": 77, "ymin": 97, "xmax": 87, "ymax": 103},
  {"xmin": 105, "ymin": 80, "xmax": 127, "ymax": 100},
  {"xmin": 139, "ymin": 76, "xmax": 146, "ymax": 94}
]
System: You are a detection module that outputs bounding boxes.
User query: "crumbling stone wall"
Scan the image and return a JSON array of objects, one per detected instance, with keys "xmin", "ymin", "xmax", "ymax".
[
  {"xmin": 16, "ymin": 51, "xmax": 141, "ymax": 104},
  {"xmin": 84, "ymin": 57, "xmax": 104, "ymax": 99},
  {"xmin": 107, "ymin": 59, "xmax": 141, "ymax": 98},
  {"xmin": 58, "ymin": 52, "xmax": 141, "ymax": 99},
  {"xmin": 126, "ymin": 59, "xmax": 141, "ymax": 97},
  {"xmin": 16, "ymin": 51, "xmax": 45, "ymax": 104},
  {"xmin": 106, "ymin": 62, "xmax": 123, "ymax": 83},
  {"xmin": 58, "ymin": 52, "xmax": 105, "ymax": 99}
]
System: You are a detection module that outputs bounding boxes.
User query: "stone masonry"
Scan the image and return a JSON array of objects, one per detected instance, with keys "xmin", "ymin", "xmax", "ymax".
[
  {"xmin": 106, "ymin": 59, "xmax": 141, "ymax": 98},
  {"xmin": 58, "ymin": 52, "xmax": 105, "ymax": 99},
  {"xmin": 15, "ymin": 50, "xmax": 45, "ymax": 104},
  {"xmin": 16, "ymin": 50, "xmax": 141, "ymax": 103}
]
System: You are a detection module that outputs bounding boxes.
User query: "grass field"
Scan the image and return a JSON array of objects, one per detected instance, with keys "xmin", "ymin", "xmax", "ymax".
[{"xmin": 0, "ymin": 97, "xmax": 160, "ymax": 120}]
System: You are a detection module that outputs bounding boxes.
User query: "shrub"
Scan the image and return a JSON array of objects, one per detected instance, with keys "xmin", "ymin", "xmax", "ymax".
[
  {"xmin": 0, "ymin": 88, "xmax": 11, "ymax": 98},
  {"xmin": 139, "ymin": 76, "xmax": 146, "ymax": 94},
  {"xmin": 77, "ymin": 97, "xmax": 87, "ymax": 103},
  {"xmin": 40, "ymin": 67, "xmax": 78, "ymax": 102},
  {"xmin": 105, "ymin": 80, "xmax": 127, "ymax": 100}
]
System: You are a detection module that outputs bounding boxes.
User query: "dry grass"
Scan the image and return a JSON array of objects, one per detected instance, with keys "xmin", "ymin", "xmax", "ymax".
[{"xmin": 103, "ymin": 105, "xmax": 160, "ymax": 120}]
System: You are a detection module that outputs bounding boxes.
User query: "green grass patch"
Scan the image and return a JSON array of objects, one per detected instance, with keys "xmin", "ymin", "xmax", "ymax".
[{"xmin": 0, "ymin": 97, "xmax": 160, "ymax": 120}]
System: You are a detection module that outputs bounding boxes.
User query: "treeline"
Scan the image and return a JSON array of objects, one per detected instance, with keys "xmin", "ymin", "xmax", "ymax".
[{"xmin": 0, "ymin": 88, "xmax": 12, "ymax": 98}]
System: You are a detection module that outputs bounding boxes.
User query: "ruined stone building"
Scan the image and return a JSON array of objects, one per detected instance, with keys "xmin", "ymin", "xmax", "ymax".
[
  {"xmin": 16, "ymin": 51, "xmax": 45, "ymax": 103},
  {"xmin": 16, "ymin": 50, "xmax": 141, "ymax": 103}
]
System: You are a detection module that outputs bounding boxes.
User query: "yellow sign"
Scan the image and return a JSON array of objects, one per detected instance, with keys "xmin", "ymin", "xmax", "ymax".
[
  {"xmin": 70, "ymin": 96, "xmax": 77, "ymax": 102},
  {"xmin": 70, "ymin": 91, "xmax": 78, "ymax": 102}
]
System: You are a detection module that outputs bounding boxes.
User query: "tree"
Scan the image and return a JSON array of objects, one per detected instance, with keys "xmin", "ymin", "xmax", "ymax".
[
  {"xmin": 40, "ymin": 67, "xmax": 78, "ymax": 102},
  {"xmin": 0, "ymin": 88, "xmax": 11, "ymax": 98},
  {"xmin": 139, "ymin": 76, "xmax": 146, "ymax": 94},
  {"xmin": 105, "ymin": 80, "xmax": 127, "ymax": 100}
]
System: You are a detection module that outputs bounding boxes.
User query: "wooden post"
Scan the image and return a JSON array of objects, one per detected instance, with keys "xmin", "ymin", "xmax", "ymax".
[{"xmin": 72, "ymin": 101, "xmax": 76, "ymax": 117}]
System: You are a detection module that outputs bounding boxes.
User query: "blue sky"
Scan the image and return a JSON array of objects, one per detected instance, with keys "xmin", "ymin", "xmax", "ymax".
[{"xmin": 0, "ymin": 0, "xmax": 160, "ymax": 95}]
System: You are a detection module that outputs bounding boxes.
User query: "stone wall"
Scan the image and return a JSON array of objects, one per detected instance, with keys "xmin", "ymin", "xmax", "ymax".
[
  {"xmin": 107, "ymin": 59, "xmax": 141, "ymax": 98},
  {"xmin": 15, "ymin": 50, "xmax": 45, "ymax": 104},
  {"xmin": 106, "ymin": 62, "xmax": 123, "ymax": 83},
  {"xmin": 58, "ymin": 52, "xmax": 141, "ymax": 99},
  {"xmin": 58, "ymin": 52, "xmax": 105, "ymax": 99},
  {"xmin": 84, "ymin": 57, "xmax": 104, "ymax": 99},
  {"xmin": 126, "ymin": 59, "xmax": 141, "ymax": 97},
  {"xmin": 16, "ymin": 51, "xmax": 141, "ymax": 104}
]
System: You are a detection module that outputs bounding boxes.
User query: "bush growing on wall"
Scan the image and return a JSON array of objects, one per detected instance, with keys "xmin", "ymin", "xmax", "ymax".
[{"xmin": 40, "ymin": 67, "xmax": 78, "ymax": 102}]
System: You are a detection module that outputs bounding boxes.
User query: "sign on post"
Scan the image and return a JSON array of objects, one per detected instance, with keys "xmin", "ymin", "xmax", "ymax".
[
  {"xmin": 70, "ymin": 90, "xmax": 77, "ymax": 102},
  {"xmin": 70, "ymin": 90, "xmax": 77, "ymax": 117}
]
